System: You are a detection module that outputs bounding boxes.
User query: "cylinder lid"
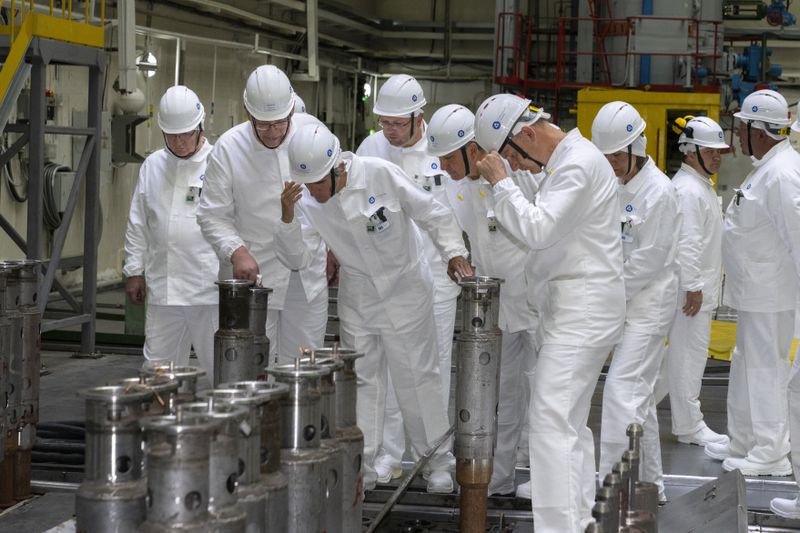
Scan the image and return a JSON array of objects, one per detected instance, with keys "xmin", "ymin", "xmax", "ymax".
[
  {"xmin": 140, "ymin": 412, "xmax": 223, "ymax": 434},
  {"xmin": 457, "ymin": 275, "xmax": 505, "ymax": 288},
  {"xmin": 312, "ymin": 347, "xmax": 364, "ymax": 363},
  {"xmin": 178, "ymin": 400, "xmax": 248, "ymax": 421},
  {"xmin": 298, "ymin": 355, "xmax": 345, "ymax": 373},
  {"xmin": 219, "ymin": 380, "xmax": 290, "ymax": 401},
  {"xmin": 140, "ymin": 364, "xmax": 207, "ymax": 380},
  {"xmin": 110, "ymin": 376, "xmax": 180, "ymax": 395},
  {"xmin": 267, "ymin": 361, "xmax": 332, "ymax": 380},
  {"xmin": 197, "ymin": 388, "xmax": 264, "ymax": 407},
  {"xmin": 216, "ymin": 279, "xmax": 254, "ymax": 289},
  {"xmin": 79, "ymin": 384, "xmax": 154, "ymax": 403}
]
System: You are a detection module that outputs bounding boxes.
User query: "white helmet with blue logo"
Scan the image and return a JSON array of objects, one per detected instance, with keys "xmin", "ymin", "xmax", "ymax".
[
  {"xmin": 158, "ymin": 85, "xmax": 205, "ymax": 134},
  {"xmin": 243, "ymin": 65, "xmax": 295, "ymax": 121},
  {"xmin": 427, "ymin": 104, "xmax": 475, "ymax": 157},
  {"xmin": 733, "ymin": 89, "xmax": 791, "ymax": 127},
  {"xmin": 288, "ymin": 124, "xmax": 341, "ymax": 184},
  {"xmin": 677, "ymin": 116, "xmax": 729, "ymax": 151},
  {"xmin": 591, "ymin": 101, "xmax": 646, "ymax": 155},
  {"xmin": 474, "ymin": 94, "xmax": 549, "ymax": 152},
  {"xmin": 373, "ymin": 74, "xmax": 426, "ymax": 117}
]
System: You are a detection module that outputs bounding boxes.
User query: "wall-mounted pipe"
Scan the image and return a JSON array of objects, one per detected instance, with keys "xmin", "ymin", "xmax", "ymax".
[{"xmin": 639, "ymin": 0, "xmax": 653, "ymax": 85}]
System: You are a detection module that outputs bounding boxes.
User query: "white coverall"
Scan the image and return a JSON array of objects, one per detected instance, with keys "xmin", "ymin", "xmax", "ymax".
[
  {"xmin": 722, "ymin": 140, "xmax": 800, "ymax": 465},
  {"xmin": 123, "ymin": 141, "xmax": 219, "ymax": 376},
  {"xmin": 657, "ymin": 163, "xmax": 723, "ymax": 437},
  {"xmin": 490, "ymin": 129, "xmax": 626, "ymax": 532},
  {"xmin": 598, "ymin": 158, "xmax": 680, "ymax": 497},
  {"xmin": 447, "ymin": 170, "xmax": 540, "ymax": 495},
  {"xmin": 357, "ymin": 129, "xmax": 460, "ymax": 467},
  {"xmin": 274, "ymin": 152, "xmax": 469, "ymax": 482},
  {"xmin": 197, "ymin": 115, "xmax": 328, "ymax": 364}
]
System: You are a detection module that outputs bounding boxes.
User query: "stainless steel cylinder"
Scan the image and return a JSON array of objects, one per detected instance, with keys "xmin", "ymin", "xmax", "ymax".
[
  {"xmin": 280, "ymin": 446, "xmax": 333, "ymax": 533},
  {"xmin": 613, "ymin": 461, "xmax": 631, "ymax": 528},
  {"xmin": 75, "ymin": 385, "xmax": 155, "ymax": 533},
  {"xmin": 591, "ymin": 500, "xmax": 616, "ymax": 532},
  {"xmin": 140, "ymin": 413, "xmax": 222, "ymax": 532},
  {"xmin": 267, "ymin": 362, "xmax": 331, "ymax": 450},
  {"xmin": 632, "ymin": 480, "xmax": 659, "ymax": 517},
  {"xmin": 0, "ymin": 315, "xmax": 10, "ymax": 461},
  {"xmin": 600, "ymin": 472, "xmax": 622, "ymax": 532},
  {"xmin": 458, "ymin": 276, "xmax": 504, "ymax": 335},
  {"xmin": 109, "ymin": 375, "xmax": 181, "ymax": 416},
  {"xmin": 625, "ymin": 509, "xmax": 657, "ymax": 533},
  {"xmin": 214, "ymin": 280, "xmax": 256, "ymax": 386},
  {"xmin": 0, "ymin": 262, "xmax": 20, "ymax": 508},
  {"xmin": 179, "ymin": 400, "xmax": 247, "ymax": 532},
  {"xmin": 140, "ymin": 364, "xmax": 206, "ymax": 405},
  {"xmin": 248, "ymin": 286, "xmax": 271, "ymax": 377},
  {"xmin": 220, "ymin": 381, "xmax": 290, "ymax": 533}
]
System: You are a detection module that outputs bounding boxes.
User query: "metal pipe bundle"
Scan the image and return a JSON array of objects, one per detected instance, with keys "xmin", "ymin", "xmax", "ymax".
[
  {"xmin": 140, "ymin": 363, "xmax": 206, "ymax": 405},
  {"xmin": 248, "ymin": 286, "xmax": 271, "ymax": 379},
  {"xmin": 75, "ymin": 384, "xmax": 155, "ymax": 533},
  {"xmin": 214, "ymin": 280, "xmax": 255, "ymax": 386},
  {"xmin": 179, "ymin": 400, "xmax": 248, "ymax": 532},
  {"xmin": 140, "ymin": 412, "xmax": 223, "ymax": 532},
  {"xmin": 0, "ymin": 261, "xmax": 22, "ymax": 507},
  {"xmin": 220, "ymin": 380, "xmax": 290, "ymax": 533},
  {"xmin": 315, "ymin": 346, "xmax": 365, "ymax": 532},
  {"xmin": 454, "ymin": 276, "xmax": 504, "ymax": 532},
  {"xmin": 267, "ymin": 359, "xmax": 335, "ymax": 533}
]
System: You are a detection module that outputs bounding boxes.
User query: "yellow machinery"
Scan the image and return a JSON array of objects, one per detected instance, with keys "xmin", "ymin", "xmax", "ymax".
[{"xmin": 576, "ymin": 88, "xmax": 721, "ymax": 176}]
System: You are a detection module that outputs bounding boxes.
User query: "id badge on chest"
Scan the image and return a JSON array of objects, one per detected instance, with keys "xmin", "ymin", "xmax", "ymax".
[
  {"xmin": 366, "ymin": 207, "xmax": 391, "ymax": 233},
  {"xmin": 621, "ymin": 219, "xmax": 634, "ymax": 243},
  {"xmin": 487, "ymin": 207, "xmax": 498, "ymax": 232},
  {"xmin": 186, "ymin": 185, "xmax": 201, "ymax": 202}
]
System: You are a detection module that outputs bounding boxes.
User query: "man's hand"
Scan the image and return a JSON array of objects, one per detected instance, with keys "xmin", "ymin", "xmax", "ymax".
[
  {"xmin": 281, "ymin": 181, "xmax": 304, "ymax": 224},
  {"xmin": 327, "ymin": 250, "xmax": 340, "ymax": 286},
  {"xmin": 447, "ymin": 256, "xmax": 475, "ymax": 282},
  {"xmin": 682, "ymin": 290, "xmax": 703, "ymax": 317},
  {"xmin": 125, "ymin": 275, "xmax": 146, "ymax": 305},
  {"xmin": 475, "ymin": 152, "xmax": 508, "ymax": 186},
  {"xmin": 231, "ymin": 246, "xmax": 260, "ymax": 282}
]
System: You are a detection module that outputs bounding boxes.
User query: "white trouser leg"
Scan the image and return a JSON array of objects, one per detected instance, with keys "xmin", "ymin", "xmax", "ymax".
[
  {"xmin": 642, "ymin": 342, "xmax": 666, "ymax": 496},
  {"xmin": 489, "ymin": 328, "xmax": 537, "ymax": 495},
  {"xmin": 277, "ymin": 271, "xmax": 327, "ymax": 363},
  {"xmin": 341, "ymin": 327, "xmax": 385, "ymax": 480},
  {"xmin": 666, "ymin": 309, "xmax": 713, "ymax": 436},
  {"xmin": 727, "ymin": 310, "xmax": 794, "ymax": 463},
  {"xmin": 379, "ymin": 376, "xmax": 405, "ymax": 467},
  {"xmin": 185, "ymin": 304, "xmax": 218, "ymax": 387},
  {"xmin": 529, "ymin": 344, "xmax": 610, "ymax": 533},
  {"xmin": 143, "ymin": 305, "xmax": 192, "ymax": 367},
  {"xmin": 599, "ymin": 329, "xmax": 666, "ymax": 492},
  {"xmin": 789, "ymin": 344, "xmax": 800, "ymax": 480}
]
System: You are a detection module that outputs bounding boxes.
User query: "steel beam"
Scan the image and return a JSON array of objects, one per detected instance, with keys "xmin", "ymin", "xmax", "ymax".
[
  {"xmin": 40, "ymin": 314, "xmax": 92, "ymax": 333},
  {"xmin": 27, "ymin": 59, "xmax": 46, "ymax": 261},
  {"xmin": 0, "ymin": 131, "xmax": 30, "ymax": 168}
]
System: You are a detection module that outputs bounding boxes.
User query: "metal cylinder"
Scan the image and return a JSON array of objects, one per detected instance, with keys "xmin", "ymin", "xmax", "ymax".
[
  {"xmin": 623, "ymin": 449, "xmax": 640, "ymax": 511},
  {"xmin": 109, "ymin": 375, "xmax": 181, "ymax": 416},
  {"xmin": 632, "ymin": 480, "xmax": 660, "ymax": 517},
  {"xmin": 75, "ymin": 384, "xmax": 155, "ymax": 533},
  {"xmin": 140, "ymin": 413, "xmax": 222, "ymax": 532},
  {"xmin": 220, "ymin": 381, "xmax": 290, "ymax": 533},
  {"xmin": 267, "ymin": 361, "xmax": 331, "ymax": 450},
  {"xmin": 0, "ymin": 314, "xmax": 10, "ymax": 461},
  {"xmin": 179, "ymin": 400, "xmax": 248, "ymax": 532},
  {"xmin": 613, "ymin": 460, "xmax": 631, "ymax": 529},
  {"xmin": 592, "ymin": 499, "xmax": 616, "ymax": 532},
  {"xmin": 458, "ymin": 275, "xmax": 503, "ymax": 335},
  {"xmin": 625, "ymin": 509, "xmax": 657, "ymax": 533},
  {"xmin": 0, "ymin": 262, "xmax": 22, "ymax": 508},
  {"xmin": 280, "ymin": 446, "xmax": 332, "ymax": 533},
  {"xmin": 600, "ymin": 472, "xmax": 622, "ymax": 532},
  {"xmin": 248, "ymin": 286, "xmax": 271, "ymax": 378},
  {"xmin": 453, "ymin": 276, "xmax": 504, "ymax": 533},
  {"xmin": 140, "ymin": 364, "xmax": 206, "ymax": 405},
  {"xmin": 214, "ymin": 280, "xmax": 255, "ymax": 387}
]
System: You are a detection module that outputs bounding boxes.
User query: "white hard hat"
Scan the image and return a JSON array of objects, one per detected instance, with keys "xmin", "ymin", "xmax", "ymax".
[
  {"xmin": 373, "ymin": 74, "xmax": 426, "ymax": 117},
  {"xmin": 591, "ymin": 101, "xmax": 646, "ymax": 155},
  {"xmin": 243, "ymin": 65, "xmax": 295, "ymax": 121},
  {"xmin": 474, "ymin": 94, "xmax": 549, "ymax": 152},
  {"xmin": 294, "ymin": 94, "xmax": 307, "ymax": 114},
  {"xmin": 157, "ymin": 85, "xmax": 205, "ymax": 134},
  {"xmin": 675, "ymin": 116, "xmax": 729, "ymax": 152},
  {"xmin": 792, "ymin": 102, "xmax": 799, "ymax": 133},
  {"xmin": 733, "ymin": 89, "xmax": 792, "ymax": 127},
  {"xmin": 288, "ymin": 124, "xmax": 341, "ymax": 184},
  {"xmin": 427, "ymin": 104, "xmax": 475, "ymax": 157}
]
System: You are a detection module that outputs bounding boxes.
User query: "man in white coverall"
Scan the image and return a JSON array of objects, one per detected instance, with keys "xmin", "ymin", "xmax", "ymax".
[
  {"xmin": 703, "ymin": 89, "xmax": 800, "ymax": 477},
  {"xmin": 655, "ymin": 116, "xmax": 729, "ymax": 447},
  {"xmin": 770, "ymin": 100, "xmax": 800, "ymax": 518},
  {"xmin": 123, "ymin": 86, "xmax": 218, "ymax": 377},
  {"xmin": 591, "ymin": 102, "xmax": 680, "ymax": 501},
  {"xmin": 356, "ymin": 74, "xmax": 461, "ymax": 483},
  {"xmin": 196, "ymin": 65, "xmax": 328, "ymax": 364},
  {"xmin": 426, "ymin": 103, "xmax": 539, "ymax": 497},
  {"xmin": 276, "ymin": 124, "xmax": 474, "ymax": 493},
  {"xmin": 474, "ymin": 94, "xmax": 625, "ymax": 532}
]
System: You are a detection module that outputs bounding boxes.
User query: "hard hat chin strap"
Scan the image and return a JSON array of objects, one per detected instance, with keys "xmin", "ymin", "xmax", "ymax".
[
  {"xmin": 746, "ymin": 120, "xmax": 754, "ymax": 156},
  {"xmin": 501, "ymin": 136, "xmax": 545, "ymax": 171},
  {"xmin": 459, "ymin": 144, "xmax": 471, "ymax": 177},
  {"xmin": 163, "ymin": 126, "xmax": 203, "ymax": 159},
  {"xmin": 329, "ymin": 166, "xmax": 338, "ymax": 197},
  {"xmin": 695, "ymin": 145, "xmax": 713, "ymax": 176}
]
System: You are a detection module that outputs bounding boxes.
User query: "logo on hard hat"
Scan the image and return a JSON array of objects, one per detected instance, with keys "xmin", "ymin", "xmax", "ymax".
[
  {"xmin": 430, "ymin": 135, "xmax": 435, "ymax": 143},
  {"xmin": 457, "ymin": 130, "xmax": 465, "ymax": 138},
  {"xmin": 752, "ymin": 105, "xmax": 759, "ymax": 112},
  {"xmin": 412, "ymin": 95, "xmax": 418, "ymax": 102},
  {"xmin": 626, "ymin": 124, "xmax": 633, "ymax": 133},
  {"xmin": 300, "ymin": 163, "xmax": 307, "ymax": 170},
  {"xmin": 431, "ymin": 162, "xmax": 438, "ymax": 170},
  {"xmin": 368, "ymin": 196, "xmax": 376, "ymax": 204},
  {"xmin": 625, "ymin": 204, "xmax": 633, "ymax": 212},
  {"xmin": 327, "ymin": 149, "xmax": 333, "ymax": 157},
  {"xmin": 199, "ymin": 174, "xmax": 205, "ymax": 181},
  {"xmin": 196, "ymin": 103, "xmax": 201, "ymax": 110},
  {"xmin": 718, "ymin": 132, "xmax": 723, "ymax": 139},
  {"xmin": 492, "ymin": 121, "xmax": 501, "ymax": 130}
]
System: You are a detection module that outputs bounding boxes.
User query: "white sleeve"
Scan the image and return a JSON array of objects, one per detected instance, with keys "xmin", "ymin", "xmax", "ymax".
[
  {"xmin": 274, "ymin": 202, "xmax": 321, "ymax": 271},
  {"xmin": 490, "ymin": 164, "xmax": 592, "ymax": 250},
  {"xmin": 623, "ymin": 193, "xmax": 680, "ymax": 300},
  {"xmin": 675, "ymin": 186, "xmax": 705, "ymax": 292},
  {"xmin": 767, "ymin": 169, "xmax": 800, "ymax": 280},
  {"xmin": 122, "ymin": 168, "xmax": 148, "ymax": 277},
  {"xmin": 196, "ymin": 147, "xmax": 246, "ymax": 261}
]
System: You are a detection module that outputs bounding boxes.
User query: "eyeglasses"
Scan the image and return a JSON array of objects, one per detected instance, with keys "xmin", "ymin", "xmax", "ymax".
[
  {"xmin": 165, "ymin": 129, "xmax": 200, "ymax": 142},
  {"xmin": 378, "ymin": 118, "xmax": 412, "ymax": 130},
  {"xmin": 252, "ymin": 118, "xmax": 291, "ymax": 132}
]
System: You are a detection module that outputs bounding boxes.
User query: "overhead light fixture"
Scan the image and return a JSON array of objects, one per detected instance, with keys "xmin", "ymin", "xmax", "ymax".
[
  {"xmin": 363, "ymin": 82, "xmax": 372, "ymax": 98},
  {"xmin": 136, "ymin": 37, "xmax": 158, "ymax": 78}
]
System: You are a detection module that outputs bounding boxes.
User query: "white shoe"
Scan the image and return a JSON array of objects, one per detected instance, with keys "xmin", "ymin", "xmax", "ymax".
[
  {"xmin": 704, "ymin": 441, "xmax": 732, "ymax": 461},
  {"xmin": 677, "ymin": 426, "xmax": 730, "ymax": 447},
  {"xmin": 722, "ymin": 456, "xmax": 792, "ymax": 476},
  {"xmin": 771, "ymin": 497, "xmax": 800, "ymax": 518},
  {"xmin": 374, "ymin": 454, "xmax": 402, "ymax": 484},
  {"xmin": 363, "ymin": 471, "xmax": 377, "ymax": 492},
  {"xmin": 426, "ymin": 470, "xmax": 454, "ymax": 494},
  {"xmin": 515, "ymin": 480, "xmax": 532, "ymax": 500}
]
